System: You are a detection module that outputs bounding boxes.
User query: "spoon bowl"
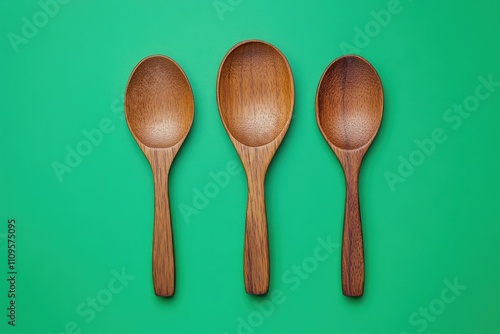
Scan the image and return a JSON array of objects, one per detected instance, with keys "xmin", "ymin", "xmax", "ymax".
[
  {"xmin": 218, "ymin": 41, "xmax": 293, "ymax": 147},
  {"xmin": 317, "ymin": 56, "xmax": 383, "ymax": 150},
  {"xmin": 217, "ymin": 40, "xmax": 294, "ymax": 295},
  {"xmin": 125, "ymin": 55, "xmax": 194, "ymax": 297},
  {"xmin": 316, "ymin": 55, "xmax": 383, "ymax": 297},
  {"xmin": 126, "ymin": 56, "xmax": 194, "ymax": 148}
]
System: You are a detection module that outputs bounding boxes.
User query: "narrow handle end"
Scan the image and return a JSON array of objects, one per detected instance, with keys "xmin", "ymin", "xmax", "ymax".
[
  {"xmin": 150, "ymin": 150, "xmax": 175, "ymax": 297},
  {"xmin": 244, "ymin": 177, "xmax": 270, "ymax": 295},
  {"xmin": 244, "ymin": 231, "xmax": 270, "ymax": 295},
  {"xmin": 341, "ymin": 169, "xmax": 365, "ymax": 297}
]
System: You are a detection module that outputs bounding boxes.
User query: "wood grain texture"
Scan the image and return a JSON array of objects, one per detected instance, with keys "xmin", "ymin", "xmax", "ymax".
[
  {"xmin": 316, "ymin": 55, "xmax": 383, "ymax": 297},
  {"xmin": 125, "ymin": 55, "xmax": 194, "ymax": 297},
  {"xmin": 217, "ymin": 40, "xmax": 294, "ymax": 295}
]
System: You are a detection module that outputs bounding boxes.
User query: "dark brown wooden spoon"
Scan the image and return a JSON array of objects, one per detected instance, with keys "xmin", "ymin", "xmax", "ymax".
[
  {"xmin": 125, "ymin": 55, "xmax": 194, "ymax": 297},
  {"xmin": 316, "ymin": 55, "xmax": 383, "ymax": 297},
  {"xmin": 217, "ymin": 40, "xmax": 294, "ymax": 295}
]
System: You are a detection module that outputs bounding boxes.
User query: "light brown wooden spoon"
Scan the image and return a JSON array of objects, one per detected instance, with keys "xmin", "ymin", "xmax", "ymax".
[
  {"xmin": 125, "ymin": 55, "xmax": 194, "ymax": 297},
  {"xmin": 217, "ymin": 40, "xmax": 294, "ymax": 295},
  {"xmin": 316, "ymin": 55, "xmax": 383, "ymax": 297}
]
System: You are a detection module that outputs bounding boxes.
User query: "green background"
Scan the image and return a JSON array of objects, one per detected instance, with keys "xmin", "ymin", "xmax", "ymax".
[{"xmin": 1, "ymin": 0, "xmax": 499, "ymax": 333}]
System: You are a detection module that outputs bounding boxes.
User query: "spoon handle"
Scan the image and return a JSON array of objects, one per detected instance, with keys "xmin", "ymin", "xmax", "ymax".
[
  {"xmin": 244, "ymin": 174, "xmax": 269, "ymax": 295},
  {"xmin": 342, "ymin": 167, "xmax": 365, "ymax": 297},
  {"xmin": 150, "ymin": 150, "xmax": 175, "ymax": 297}
]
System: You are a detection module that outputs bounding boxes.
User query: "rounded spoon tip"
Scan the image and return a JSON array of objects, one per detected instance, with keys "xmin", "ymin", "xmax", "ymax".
[
  {"xmin": 125, "ymin": 55, "xmax": 194, "ymax": 149},
  {"xmin": 316, "ymin": 54, "xmax": 383, "ymax": 152},
  {"xmin": 217, "ymin": 40, "xmax": 294, "ymax": 148}
]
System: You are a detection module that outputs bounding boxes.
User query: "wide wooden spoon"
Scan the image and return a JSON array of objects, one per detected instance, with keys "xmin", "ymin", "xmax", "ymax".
[
  {"xmin": 316, "ymin": 55, "xmax": 383, "ymax": 297},
  {"xmin": 217, "ymin": 40, "xmax": 294, "ymax": 295},
  {"xmin": 125, "ymin": 55, "xmax": 194, "ymax": 297}
]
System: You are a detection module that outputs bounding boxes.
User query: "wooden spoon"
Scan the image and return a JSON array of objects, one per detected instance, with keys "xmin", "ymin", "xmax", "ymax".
[
  {"xmin": 125, "ymin": 55, "xmax": 194, "ymax": 297},
  {"xmin": 217, "ymin": 40, "xmax": 294, "ymax": 295},
  {"xmin": 316, "ymin": 55, "xmax": 383, "ymax": 297}
]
